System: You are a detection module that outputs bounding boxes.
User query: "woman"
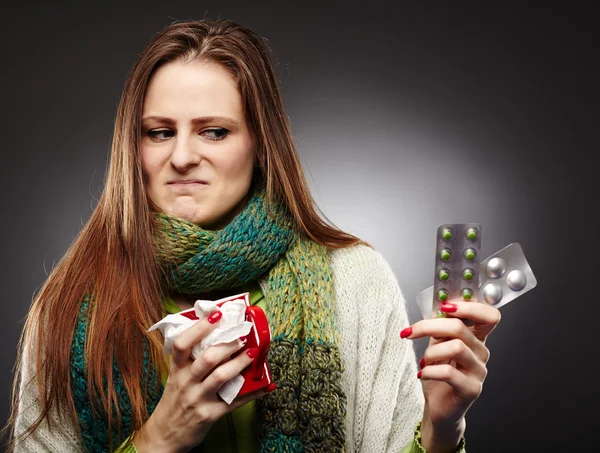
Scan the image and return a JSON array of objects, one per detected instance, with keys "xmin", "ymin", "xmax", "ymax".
[{"xmin": 5, "ymin": 19, "xmax": 500, "ymax": 453}]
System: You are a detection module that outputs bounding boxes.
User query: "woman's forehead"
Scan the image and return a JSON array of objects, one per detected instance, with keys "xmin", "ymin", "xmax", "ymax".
[{"xmin": 142, "ymin": 60, "xmax": 243, "ymax": 121}]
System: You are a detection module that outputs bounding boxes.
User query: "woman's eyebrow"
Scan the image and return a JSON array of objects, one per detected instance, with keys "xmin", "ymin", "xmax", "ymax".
[{"xmin": 141, "ymin": 115, "xmax": 239, "ymax": 127}]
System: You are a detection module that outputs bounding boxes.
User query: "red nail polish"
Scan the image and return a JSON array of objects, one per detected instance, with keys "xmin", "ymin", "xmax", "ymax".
[
  {"xmin": 239, "ymin": 336, "xmax": 247, "ymax": 343},
  {"xmin": 207, "ymin": 310, "xmax": 222, "ymax": 324},
  {"xmin": 400, "ymin": 326, "xmax": 413, "ymax": 339},
  {"xmin": 440, "ymin": 303, "xmax": 458, "ymax": 313},
  {"xmin": 266, "ymin": 383, "xmax": 277, "ymax": 392},
  {"xmin": 419, "ymin": 357, "xmax": 425, "ymax": 369},
  {"xmin": 417, "ymin": 370, "xmax": 422, "ymax": 379},
  {"xmin": 246, "ymin": 347, "xmax": 258, "ymax": 359}
]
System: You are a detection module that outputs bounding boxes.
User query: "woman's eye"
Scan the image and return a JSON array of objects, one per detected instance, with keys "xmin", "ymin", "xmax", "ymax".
[
  {"xmin": 145, "ymin": 128, "xmax": 229, "ymax": 142},
  {"xmin": 202, "ymin": 128, "xmax": 229, "ymax": 141},
  {"xmin": 147, "ymin": 129, "xmax": 173, "ymax": 141}
]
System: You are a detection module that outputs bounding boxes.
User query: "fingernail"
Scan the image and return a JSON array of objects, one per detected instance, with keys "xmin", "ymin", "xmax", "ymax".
[
  {"xmin": 440, "ymin": 303, "xmax": 458, "ymax": 313},
  {"xmin": 208, "ymin": 310, "xmax": 222, "ymax": 324},
  {"xmin": 265, "ymin": 383, "xmax": 277, "ymax": 393},
  {"xmin": 246, "ymin": 347, "xmax": 258, "ymax": 359},
  {"xmin": 239, "ymin": 336, "xmax": 247, "ymax": 343},
  {"xmin": 417, "ymin": 370, "xmax": 422, "ymax": 379},
  {"xmin": 419, "ymin": 357, "xmax": 425, "ymax": 369},
  {"xmin": 400, "ymin": 326, "xmax": 413, "ymax": 339}
]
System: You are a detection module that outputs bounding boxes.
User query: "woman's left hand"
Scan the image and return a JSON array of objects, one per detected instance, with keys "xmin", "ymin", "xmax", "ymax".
[{"xmin": 400, "ymin": 299, "xmax": 501, "ymax": 450}]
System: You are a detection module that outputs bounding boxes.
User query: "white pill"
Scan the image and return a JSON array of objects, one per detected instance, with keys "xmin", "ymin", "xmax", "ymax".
[
  {"xmin": 486, "ymin": 257, "xmax": 506, "ymax": 279},
  {"xmin": 483, "ymin": 283, "xmax": 503, "ymax": 304},
  {"xmin": 506, "ymin": 270, "xmax": 527, "ymax": 291}
]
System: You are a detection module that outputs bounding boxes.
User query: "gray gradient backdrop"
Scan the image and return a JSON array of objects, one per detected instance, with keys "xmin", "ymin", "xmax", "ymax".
[{"xmin": 1, "ymin": 2, "xmax": 596, "ymax": 451}]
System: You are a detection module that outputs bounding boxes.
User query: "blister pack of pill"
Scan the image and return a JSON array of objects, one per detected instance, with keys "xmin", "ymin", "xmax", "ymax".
[
  {"xmin": 431, "ymin": 223, "xmax": 483, "ymax": 318},
  {"xmin": 416, "ymin": 241, "xmax": 537, "ymax": 319},
  {"xmin": 479, "ymin": 242, "xmax": 537, "ymax": 308}
]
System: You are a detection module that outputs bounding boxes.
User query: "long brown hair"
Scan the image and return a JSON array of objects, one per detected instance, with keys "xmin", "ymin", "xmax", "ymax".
[{"xmin": 3, "ymin": 18, "xmax": 370, "ymax": 452}]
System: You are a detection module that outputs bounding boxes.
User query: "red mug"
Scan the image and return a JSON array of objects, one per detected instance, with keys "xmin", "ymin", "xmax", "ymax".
[{"xmin": 178, "ymin": 292, "xmax": 273, "ymax": 397}]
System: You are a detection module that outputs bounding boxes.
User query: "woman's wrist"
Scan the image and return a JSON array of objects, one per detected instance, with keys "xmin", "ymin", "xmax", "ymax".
[
  {"xmin": 134, "ymin": 417, "xmax": 180, "ymax": 453},
  {"xmin": 419, "ymin": 414, "xmax": 465, "ymax": 453}
]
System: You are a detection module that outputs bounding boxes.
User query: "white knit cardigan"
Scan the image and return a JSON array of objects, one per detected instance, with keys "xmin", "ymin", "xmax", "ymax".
[{"xmin": 14, "ymin": 244, "xmax": 425, "ymax": 452}]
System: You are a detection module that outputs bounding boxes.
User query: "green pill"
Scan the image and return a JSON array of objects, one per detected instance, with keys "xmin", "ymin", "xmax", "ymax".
[
  {"xmin": 437, "ymin": 311, "xmax": 448, "ymax": 318},
  {"xmin": 466, "ymin": 227, "xmax": 477, "ymax": 241},
  {"xmin": 442, "ymin": 227, "xmax": 453, "ymax": 240},
  {"xmin": 462, "ymin": 288, "xmax": 473, "ymax": 300},
  {"xmin": 437, "ymin": 289, "xmax": 448, "ymax": 301},
  {"xmin": 464, "ymin": 248, "xmax": 476, "ymax": 261},
  {"xmin": 462, "ymin": 269, "xmax": 474, "ymax": 281},
  {"xmin": 440, "ymin": 248, "xmax": 451, "ymax": 261},
  {"xmin": 438, "ymin": 269, "xmax": 450, "ymax": 281}
]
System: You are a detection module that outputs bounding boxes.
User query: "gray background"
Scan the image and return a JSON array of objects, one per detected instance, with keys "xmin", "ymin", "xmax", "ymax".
[{"xmin": 1, "ymin": 1, "xmax": 596, "ymax": 451}]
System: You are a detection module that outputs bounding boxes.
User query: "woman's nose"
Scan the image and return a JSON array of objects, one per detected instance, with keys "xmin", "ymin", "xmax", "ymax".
[{"xmin": 169, "ymin": 136, "xmax": 202, "ymax": 172}]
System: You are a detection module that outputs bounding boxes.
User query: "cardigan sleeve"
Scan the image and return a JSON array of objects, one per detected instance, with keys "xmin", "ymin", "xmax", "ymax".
[
  {"xmin": 361, "ymin": 249, "xmax": 466, "ymax": 453},
  {"xmin": 359, "ymin": 247, "xmax": 425, "ymax": 452},
  {"xmin": 331, "ymin": 244, "xmax": 466, "ymax": 453},
  {"xmin": 330, "ymin": 244, "xmax": 423, "ymax": 452},
  {"xmin": 12, "ymin": 320, "xmax": 86, "ymax": 452}
]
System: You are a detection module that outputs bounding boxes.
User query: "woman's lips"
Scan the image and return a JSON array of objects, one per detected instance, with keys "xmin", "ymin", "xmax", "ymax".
[{"xmin": 167, "ymin": 180, "xmax": 208, "ymax": 191}]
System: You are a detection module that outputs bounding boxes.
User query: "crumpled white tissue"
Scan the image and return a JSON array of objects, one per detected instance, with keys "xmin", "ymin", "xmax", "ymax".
[{"xmin": 148, "ymin": 297, "xmax": 253, "ymax": 404}]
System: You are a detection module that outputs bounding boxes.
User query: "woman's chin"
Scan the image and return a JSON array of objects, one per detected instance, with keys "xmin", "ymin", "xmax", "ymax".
[
  {"xmin": 164, "ymin": 199, "xmax": 232, "ymax": 230},
  {"xmin": 168, "ymin": 206, "xmax": 203, "ymax": 225}
]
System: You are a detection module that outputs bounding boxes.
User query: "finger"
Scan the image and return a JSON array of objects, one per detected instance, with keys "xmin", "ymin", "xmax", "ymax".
[
  {"xmin": 200, "ymin": 381, "xmax": 275, "ymax": 416},
  {"xmin": 171, "ymin": 310, "xmax": 223, "ymax": 368},
  {"xmin": 188, "ymin": 339, "xmax": 246, "ymax": 381},
  {"xmin": 419, "ymin": 363, "xmax": 483, "ymax": 401},
  {"xmin": 200, "ymin": 382, "xmax": 275, "ymax": 419},
  {"xmin": 182, "ymin": 380, "xmax": 273, "ymax": 427},
  {"xmin": 228, "ymin": 384, "xmax": 275, "ymax": 411},
  {"xmin": 403, "ymin": 316, "xmax": 476, "ymax": 345},
  {"xmin": 438, "ymin": 299, "xmax": 502, "ymax": 342},
  {"xmin": 402, "ymin": 317, "xmax": 489, "ymax": 362},
  {"xmin": 202, "ymin": 347, "xmax": 259, "ymax": 394},
  {"xmin": 421, "ymin": 339, "xmax": 488, "ymax": 382}
]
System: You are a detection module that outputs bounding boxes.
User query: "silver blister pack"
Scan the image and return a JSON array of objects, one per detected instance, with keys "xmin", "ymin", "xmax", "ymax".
[
  {"xmin": 478, "ymin": 242, "xmax": 537, "ymax": 309},
  {"xmin": 416, "ymin": 241, "xmax": 537, "ymax": 319},
  {"xmin": 431, "ymin": 223, "xmax": 483, "ymax": 318}
]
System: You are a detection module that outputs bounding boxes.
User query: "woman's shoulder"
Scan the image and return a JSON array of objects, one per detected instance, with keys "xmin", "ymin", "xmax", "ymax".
[
  {"xmin": 329, "ymin": 244, "xmax": 400, "ymax": 288},
  {"xmin": 328, "ymin": 243, "xmax": 406, "ymax": 308}
]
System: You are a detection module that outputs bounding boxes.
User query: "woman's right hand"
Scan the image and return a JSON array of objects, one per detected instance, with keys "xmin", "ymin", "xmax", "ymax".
[{"xmin": 134, "ymin": 310, "xmax": 268, "ymax": 453}]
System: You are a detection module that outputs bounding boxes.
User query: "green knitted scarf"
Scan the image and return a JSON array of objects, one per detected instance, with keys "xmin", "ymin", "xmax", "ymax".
[
  {"xmin": 71, "ymin": 182, "xmax": 347, "ymax": 452},
  {"xmin": 154, "ymin": 182, "xmax": 347, "ymax": 452}
]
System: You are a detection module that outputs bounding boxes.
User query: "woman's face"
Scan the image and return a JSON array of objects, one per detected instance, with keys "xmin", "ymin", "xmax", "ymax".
[{"xmin": 140, "ymin": 59, "xmax": 255, "ymax": 230}]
